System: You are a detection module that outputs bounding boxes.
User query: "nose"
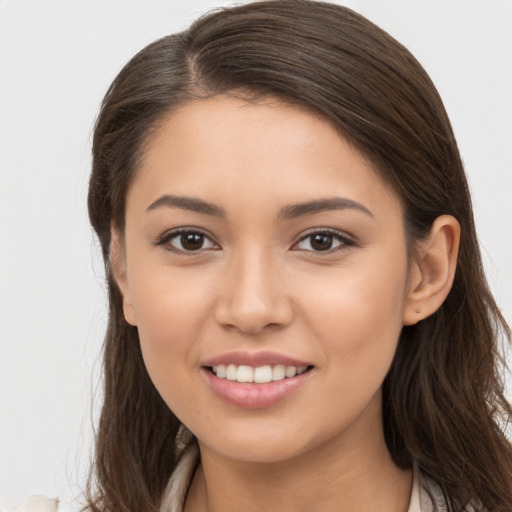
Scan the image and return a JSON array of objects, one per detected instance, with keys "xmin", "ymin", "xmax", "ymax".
[{"xmin": 214, "ymin": 249, "xmax": 294, "ymax": 335}]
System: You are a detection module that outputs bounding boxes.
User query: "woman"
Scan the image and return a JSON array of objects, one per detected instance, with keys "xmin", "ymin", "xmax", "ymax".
[{"xmin": 15, "ymin": 0, "xmax": 512, "ymax": 511}]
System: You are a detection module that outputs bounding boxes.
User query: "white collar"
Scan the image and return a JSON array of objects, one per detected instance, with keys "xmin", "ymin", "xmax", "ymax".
[{"xmin": 407, "ymin": 463, "xmax": 422, "ymax": 512}]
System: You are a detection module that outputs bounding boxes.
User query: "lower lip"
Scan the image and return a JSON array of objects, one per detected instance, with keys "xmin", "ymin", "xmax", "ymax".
[{"xmin": 202, "ymin": 368, "xmax": 311, "ymax": 409}]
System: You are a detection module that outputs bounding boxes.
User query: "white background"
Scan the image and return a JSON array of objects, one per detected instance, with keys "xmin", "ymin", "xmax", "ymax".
[{"xmin": 1, "ymin": 0, "xmax": 511, "ymax": 508}]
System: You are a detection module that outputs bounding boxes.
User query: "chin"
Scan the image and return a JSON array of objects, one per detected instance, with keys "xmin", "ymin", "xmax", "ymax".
[
  {"xmin": 192, "ymin": 416, "xmax": 338, "ymax": 466},
  {"xmin": 200, "ymin": 437, "xmax": 311, "ymax": 465}
]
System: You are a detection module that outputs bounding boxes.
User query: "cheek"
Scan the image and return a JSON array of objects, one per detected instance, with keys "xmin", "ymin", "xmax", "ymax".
[
  {"xmin": 126, "ymin": 260, "xmax": 216, "ymax": 397},
  {"xmin": 298, "ymin": 249, "xmax": 409, "ymax": 376},
  {"xmin": 130, "ymin": 253, "xmax": 214, "ymax": 330},
  {"xmin": 291, "ymin": 257, "xmax": 408, "ymax": 442}
]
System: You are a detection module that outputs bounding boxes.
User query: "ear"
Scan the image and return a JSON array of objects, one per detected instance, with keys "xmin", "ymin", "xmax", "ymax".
[
  {"xmin": 403, "ymin": 215, "xmax": 460, "ymax": 326},
  {"xmin": 110, "ymin": 226, "xmax": 137, "ymax": 326}
]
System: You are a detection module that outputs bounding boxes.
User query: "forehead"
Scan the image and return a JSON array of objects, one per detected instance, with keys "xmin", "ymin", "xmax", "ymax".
[{"xmin": 127, "ymin": 95, "xmax": 401, "ymax": 220}]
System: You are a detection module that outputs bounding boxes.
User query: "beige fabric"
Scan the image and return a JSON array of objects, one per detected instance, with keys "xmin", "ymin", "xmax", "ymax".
[
  {"xmin": 7, "ymin": 496, "xmax": 59, "ymax": 512},
  {"xmin": 160, "ymin": 443, "xmax": 200, "ymax": 512}
]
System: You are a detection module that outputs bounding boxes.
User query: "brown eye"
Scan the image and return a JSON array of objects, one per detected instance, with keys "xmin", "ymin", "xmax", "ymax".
[
  {"xmin": 180, "ymin": 233, "xmax": 206, "ymax": 251},
  {"xmin": 159, "ymin": 229, "xmax": 217, "ymax": 252},
  {"xmin": 295, "ymin": 230, "xmax": 354, "ymax": 253},
  {"xmin": 310, "ymin": 233, "xmax": 334, "ymax": 251}
]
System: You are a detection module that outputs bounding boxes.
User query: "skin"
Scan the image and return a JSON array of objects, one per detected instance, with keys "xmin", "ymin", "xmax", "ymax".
[{"xmin": 113, "ymin": 96, "xmax": 460, "ymax": 512}]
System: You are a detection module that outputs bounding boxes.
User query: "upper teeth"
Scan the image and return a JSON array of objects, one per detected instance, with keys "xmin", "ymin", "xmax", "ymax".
[{"xmin": 212, "ymin": 364, "xmax": 308, "ymax": 383}]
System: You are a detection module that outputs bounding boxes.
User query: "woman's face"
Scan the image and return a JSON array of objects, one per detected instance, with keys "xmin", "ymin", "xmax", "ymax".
[{"xmin": 118, "ymin": 96, "xmax": 416, "ymax": 464}]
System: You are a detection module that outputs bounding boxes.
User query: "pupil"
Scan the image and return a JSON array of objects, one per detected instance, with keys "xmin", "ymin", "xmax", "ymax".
[
  {"xmin": 181, "ymin": 233, "xmax": 203, "ymax": 250},
  {"xmin": 311, "ymin": 233, "xmax": 333, "ymax": 251}
]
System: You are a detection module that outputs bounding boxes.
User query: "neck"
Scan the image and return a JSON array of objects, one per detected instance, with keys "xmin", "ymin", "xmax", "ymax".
[{"xmin": 184, "ymin": 406, "xmax": 412, "ymax": 512}]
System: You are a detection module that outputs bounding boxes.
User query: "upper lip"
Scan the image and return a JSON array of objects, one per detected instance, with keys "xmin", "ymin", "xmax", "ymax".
[{"xmin": 202, "ymin": 350, "xmax": 311, "ymax": 368}]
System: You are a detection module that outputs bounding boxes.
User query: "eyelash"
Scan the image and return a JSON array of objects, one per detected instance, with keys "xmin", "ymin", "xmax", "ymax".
[{"xmin": 154, "ymin": 228, "xmax": 356, "ymax": 254}]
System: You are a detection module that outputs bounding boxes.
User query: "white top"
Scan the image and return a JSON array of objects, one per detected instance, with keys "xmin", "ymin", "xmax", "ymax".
[
  {"xmin": 6, "ymin": 444, "xmax": 455, "ymax": 512},
  {"xmin": 3, "ymin": 497, "xmax": 59, "ymax": 512}
]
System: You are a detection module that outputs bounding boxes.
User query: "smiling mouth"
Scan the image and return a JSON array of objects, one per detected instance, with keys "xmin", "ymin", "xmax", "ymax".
[{"xmin": 208, "ymin": 364, "xmax": 312, "ymax": 383}]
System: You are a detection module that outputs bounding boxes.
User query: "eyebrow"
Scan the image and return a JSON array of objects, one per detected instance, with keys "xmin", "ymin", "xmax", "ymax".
[
  {"xmin": 146, "ymin": 195, "xmax": 225, "ymax": 216},
  {"xmin": 279, "ymin": 197, "xmax": 373, "ymax": 219},
  {"xmin": 145, "ymin": 194, "xmax": 372, "ymax": 219}
]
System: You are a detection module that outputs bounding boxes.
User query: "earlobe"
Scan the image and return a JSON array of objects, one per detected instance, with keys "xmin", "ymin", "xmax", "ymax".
[
  {"xmin": 110, "ymin": 226, "xmax": 138, "ymax": 326},
  {"xmin": 403, "ymin": 215, "xmax": 460, "ymax": 326}
]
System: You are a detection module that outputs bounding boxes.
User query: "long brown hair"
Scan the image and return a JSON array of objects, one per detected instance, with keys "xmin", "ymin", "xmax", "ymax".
[{"xmin": 87, "ymin": 1, "xmax": 512, "ymax": 510}]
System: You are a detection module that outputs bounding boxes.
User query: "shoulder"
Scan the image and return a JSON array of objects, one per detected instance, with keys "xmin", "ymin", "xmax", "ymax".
[{"xmin": 2, "ymin": 496, "xmax": 59, "ymax": 512}]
